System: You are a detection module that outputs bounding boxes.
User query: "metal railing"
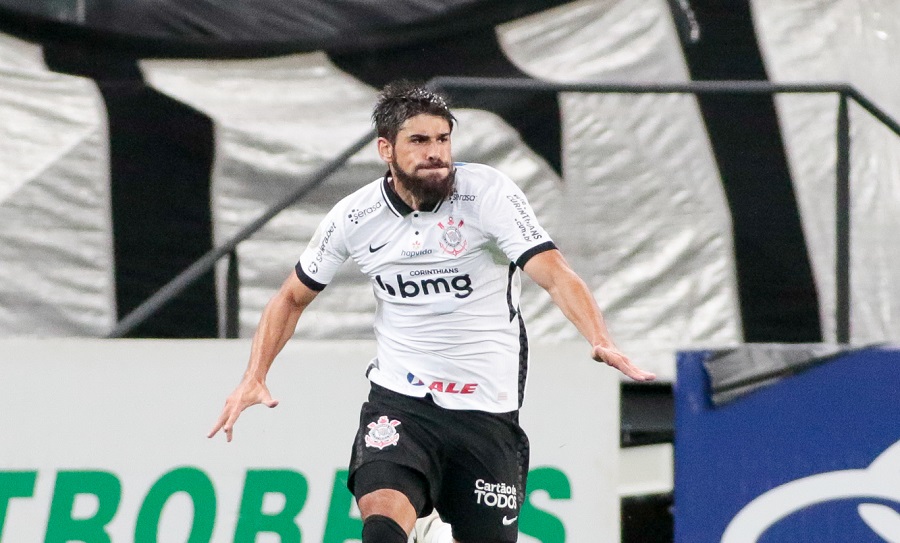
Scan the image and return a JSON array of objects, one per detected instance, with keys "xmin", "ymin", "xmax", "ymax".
[
  {"xmin": 107, "ymin": 77, "xmax": 900, "ymax": 343},
  {"xmin": 106, "ymin": 127, "xmax": 376, "ymax": 338}
]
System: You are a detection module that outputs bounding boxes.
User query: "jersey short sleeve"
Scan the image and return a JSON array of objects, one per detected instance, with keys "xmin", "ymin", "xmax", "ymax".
[
  {"xmin": 479, "ymin": 168, "xmax": 556, "ymax": 268},
  {"xmin": 295, "ymin": 205, "xmax": 350, "ymax": 290}
]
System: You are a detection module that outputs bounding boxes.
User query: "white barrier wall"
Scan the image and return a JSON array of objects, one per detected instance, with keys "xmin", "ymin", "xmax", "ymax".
[{"xmin": 0, "ymin": 339, "xmax": 619, "ymax": 542}]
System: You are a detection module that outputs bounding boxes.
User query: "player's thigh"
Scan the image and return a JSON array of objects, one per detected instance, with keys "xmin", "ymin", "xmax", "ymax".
[
  {"xmin": 347, "ymin": 387, "xmax": 442, "ymax": 517},
  {"xmin": 435, "ymin": 413, "xmax": 529, "ymax": 542},
  {"xmin": 353, "ymin": 461, "xmax": 430, "ymax": 519}
]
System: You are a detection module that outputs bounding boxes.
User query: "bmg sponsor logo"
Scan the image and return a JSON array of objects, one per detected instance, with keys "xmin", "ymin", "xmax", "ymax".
[
  {"xmin": 375, "ymin": 271, "xmax": 473, "ymax": 299},
  {"xmin": 474, "ymin": 479, "xmax": 518, "ymax": 509}
]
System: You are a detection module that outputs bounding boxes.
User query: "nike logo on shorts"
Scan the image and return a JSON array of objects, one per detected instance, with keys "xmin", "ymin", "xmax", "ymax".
[
  {"xmin": 369, "ymin": 242, "xmax": 389, "ymax": 253},
  {"xmin": 502, "ymin": 515, "xmax": 517, "ymax": 525}
]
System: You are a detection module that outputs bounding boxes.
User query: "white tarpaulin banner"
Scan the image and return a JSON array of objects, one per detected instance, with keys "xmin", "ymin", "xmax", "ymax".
[
  {"xmin": 750, "ymin": 0, "xmax": 900, "ymax": 343},
  {"xmin": 497, "ymin": 0, "xmax": 744, "ymax": 377},
  {"xmin": 0, "ymin": 339, "xmax": 619, "ymax": 542},
  {"xmin": 0, "ymin": 34, "xmax": 115, "ymax": 337},
  {"xmin": 140, "ymin": 53, "xmax": 566, "ymax": 349}
]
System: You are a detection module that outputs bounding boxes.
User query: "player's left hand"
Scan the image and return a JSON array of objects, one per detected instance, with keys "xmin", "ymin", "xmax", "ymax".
[
  {"xmin": 207, "ymin": 377, "xmax": 279, "ymax": 442},
  {"xmin": 592, "ymin": 345, "xmax": 656, "ymax": 382}
]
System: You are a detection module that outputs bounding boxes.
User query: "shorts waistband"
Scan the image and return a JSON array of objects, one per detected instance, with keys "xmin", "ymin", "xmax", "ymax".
[
  {"xmin": 369, "ymin": 381, "xmax": 436, "ymax": 405},
  {"xmin": 368, "ymin": 382, "xmax": 519, "ymax": 422}
]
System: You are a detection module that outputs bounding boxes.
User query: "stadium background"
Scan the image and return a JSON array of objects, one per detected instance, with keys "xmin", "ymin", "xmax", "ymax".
[{"xmin": 1, "ymin": 0, "xmax": 898, "ymax": 541}]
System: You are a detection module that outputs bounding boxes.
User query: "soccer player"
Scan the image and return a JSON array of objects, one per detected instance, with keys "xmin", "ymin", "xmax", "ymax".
[{"xmin": 208, "ymin": 80, "xmax": 655, "ymax": 543}]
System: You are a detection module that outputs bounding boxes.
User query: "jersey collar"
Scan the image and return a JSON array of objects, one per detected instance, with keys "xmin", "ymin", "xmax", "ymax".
[{"xmin": 380, "ymin": 171, "xmax": 445, "ymax": 217}]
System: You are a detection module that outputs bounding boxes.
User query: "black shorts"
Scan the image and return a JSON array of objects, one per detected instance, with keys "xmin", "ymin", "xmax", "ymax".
[{"xmin": 347, "ymin": 383, "xmax": 529, "ymax": 542}]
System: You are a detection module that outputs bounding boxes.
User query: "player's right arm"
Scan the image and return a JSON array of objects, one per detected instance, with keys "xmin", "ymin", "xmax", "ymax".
[{"xmin": 207, "ymin": 272, "xmax": 319, "ymax": 442}]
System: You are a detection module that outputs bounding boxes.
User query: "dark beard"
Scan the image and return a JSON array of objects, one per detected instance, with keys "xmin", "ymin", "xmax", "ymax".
[{"xmin": 392, "ymin": 158, "xmax": 456, "ymax": 209}]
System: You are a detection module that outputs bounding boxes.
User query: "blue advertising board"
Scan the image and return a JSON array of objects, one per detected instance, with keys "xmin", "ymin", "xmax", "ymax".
[{"xmin": 675, "ymin": 346, "xmax": 900, "ymax": 542}]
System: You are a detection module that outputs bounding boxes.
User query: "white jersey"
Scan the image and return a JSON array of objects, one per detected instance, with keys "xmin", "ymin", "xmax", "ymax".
[{"xmin": 296, "ymin": 162, "xmax": 555, "ymax": 412}]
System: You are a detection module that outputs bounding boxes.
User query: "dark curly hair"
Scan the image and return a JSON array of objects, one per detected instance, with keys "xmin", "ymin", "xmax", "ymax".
[{"xmin": 372, "ymin": 80, "xmax": 456, "ymax": 144}]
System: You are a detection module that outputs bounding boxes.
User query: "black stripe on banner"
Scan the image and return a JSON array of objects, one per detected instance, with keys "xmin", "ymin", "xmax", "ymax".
[
  {"xmin": 670, "ymin": 1, "xmax": 822, "ymax": 342},
  {"xmin": 44, "ymin": 45, "xmax": 218, "ymax": 338},
  {"xmin": 329, "ymin": 27, "xmax": 563, "ymax": 176}
]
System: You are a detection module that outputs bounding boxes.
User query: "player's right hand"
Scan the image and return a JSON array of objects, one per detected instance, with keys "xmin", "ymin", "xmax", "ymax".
[
  {"xmin": 591, "ymin": 344, "xmax": 657, "ymax": 382},
  {"xmin": 207, "ymin": 378, "xmax": 279, "ymax": 442}
]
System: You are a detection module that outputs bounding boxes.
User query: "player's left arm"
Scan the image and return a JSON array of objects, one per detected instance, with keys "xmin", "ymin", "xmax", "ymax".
[{"xmin": 523, "ymin": 249, "xmax": 656, "ymax": 382}]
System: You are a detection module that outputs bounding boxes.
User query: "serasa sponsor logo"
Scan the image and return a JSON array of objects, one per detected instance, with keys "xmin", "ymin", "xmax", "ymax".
[
  {"xmin": 375, "ymin": 272, "xmax": 473, "ymax": 299},
  {"xmin": 474, "ymin": 479, "xmax": 518, "ymax": 509},
  {"xmin": 407, "ymin": 373, "xmax": 477, "ymax": 394},
  {"xmin": 450, "ymin": 192, "xmax": 476, "ymax": 202},
  {"xmin": 314, "ymin": 222, "xmax": 337, "ymax": 262},
  {"xmin": 348, "ymin": 201, "xmax": 382, "ymax": 224},
  {"xmin": 506, "ymin": 194, "xmax": 543, "ymax": 242}
]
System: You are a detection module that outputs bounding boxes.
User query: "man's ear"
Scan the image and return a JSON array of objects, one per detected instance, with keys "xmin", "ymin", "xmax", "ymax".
[{"xmin": 377, "ymin": 137, "xmax": 393, "ymax": 163}]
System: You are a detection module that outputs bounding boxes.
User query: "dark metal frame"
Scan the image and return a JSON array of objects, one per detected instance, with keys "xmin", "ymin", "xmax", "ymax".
[{"xmin": 107, "ymin": 77, "xmax": 900, "ymax": 342}]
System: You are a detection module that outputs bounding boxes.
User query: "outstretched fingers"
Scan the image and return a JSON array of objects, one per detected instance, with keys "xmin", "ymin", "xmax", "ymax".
[
  {"xmin": 618, "ymin": 362, "xmax": 657, "ymax": 382},
  {"xmin": 592, "ymin": 345, "xmax": 657, "ymax": 382},
  {"xmin": 207, "ymin": 381, "xmax": 280, "ymax": 442},
  {"xmin": 207, "ymin": 410, "xmax": 228, "ymax": 439},
  {"xmin": 207, "ymin": 402, "xmax": 241, "ymax": 442}
]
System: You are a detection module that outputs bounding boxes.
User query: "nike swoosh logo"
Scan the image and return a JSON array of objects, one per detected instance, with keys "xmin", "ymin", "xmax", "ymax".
[
  {"xmin": 502, "ymin": 515, "xmax": 517, "ymax": 526},
  {"xmin": 369, "ymin": 242, "xmax": 389, "ymax": 253}
]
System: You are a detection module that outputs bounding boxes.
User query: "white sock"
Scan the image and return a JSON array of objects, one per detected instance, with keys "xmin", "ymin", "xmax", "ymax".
[{"xmin": 411, "ymin": 510, "xmax": 454, "ymax": 543}]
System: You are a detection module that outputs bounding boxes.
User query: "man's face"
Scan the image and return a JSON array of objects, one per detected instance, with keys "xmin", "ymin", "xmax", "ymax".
[{"xmin": 379, "ymin": 113, "xmax": 454, "ymax": 206}]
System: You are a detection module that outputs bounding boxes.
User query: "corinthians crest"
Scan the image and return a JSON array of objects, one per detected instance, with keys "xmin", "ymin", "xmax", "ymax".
[
  {"xmin": 365, "ymin": 415, "xmax": 401, "ymax": 449},
  {"xmin": 438, "ymin": 216, "xmax": 467, "ymax": 256}
]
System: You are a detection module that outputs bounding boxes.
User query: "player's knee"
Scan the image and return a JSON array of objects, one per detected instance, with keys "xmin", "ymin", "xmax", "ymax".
[{"xmin": 362, "ymin": 514, "xmax": 408, "ymax": 543}]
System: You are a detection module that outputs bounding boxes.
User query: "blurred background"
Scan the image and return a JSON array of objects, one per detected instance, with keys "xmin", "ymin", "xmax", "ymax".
[{"xmin": 1, "ymin": 1, "xmax": 898, "ymax": 542}]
